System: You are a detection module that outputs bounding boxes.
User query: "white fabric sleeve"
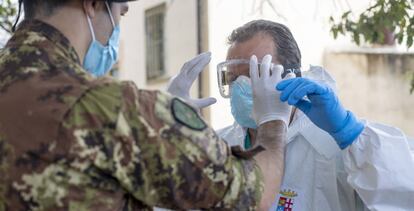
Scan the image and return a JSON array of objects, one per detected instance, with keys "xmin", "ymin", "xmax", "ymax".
[{"xmin": 343, "ymin": 121, "xmax": 414, "ymax": 210}]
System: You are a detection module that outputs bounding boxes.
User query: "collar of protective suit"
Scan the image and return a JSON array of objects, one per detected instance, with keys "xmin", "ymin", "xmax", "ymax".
[{"xmin": 287, "ymin": 109, "xmax": 340, "ymax": 159}]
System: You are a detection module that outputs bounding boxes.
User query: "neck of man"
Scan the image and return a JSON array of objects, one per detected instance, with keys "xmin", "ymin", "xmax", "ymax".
[{"xmin": 37, "ymin": 6, "xmax": 91, "ymax": 65}]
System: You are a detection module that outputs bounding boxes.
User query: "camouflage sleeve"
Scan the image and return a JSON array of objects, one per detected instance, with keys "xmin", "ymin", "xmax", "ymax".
[{"xmin": 64, "ymin": 81, "xmax": 264, "ymax": 210}]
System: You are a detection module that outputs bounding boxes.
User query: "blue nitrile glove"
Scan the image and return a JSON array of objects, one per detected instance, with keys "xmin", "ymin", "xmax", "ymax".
[{"xmin": 276, "ymin": 78, "xmax": 365, "ymax": 149}]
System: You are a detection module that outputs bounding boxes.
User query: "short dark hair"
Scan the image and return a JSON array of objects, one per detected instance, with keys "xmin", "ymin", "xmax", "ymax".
[
  {"xmin": 228, "ymin": 20, "xmax": 302, "ymax": 69},
  {"xmin": 22, "ymin": 0, "xmax": 72, "ymax": 18}
]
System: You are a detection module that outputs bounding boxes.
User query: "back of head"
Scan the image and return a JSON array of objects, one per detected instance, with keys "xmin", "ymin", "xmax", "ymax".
[
  {"xmin": 228, "ymin": 20, "xmax": 302, "ymax": 70},
  {"xmin": 22, "ymin": 0, "xmax": 72, "ymax": 19},
  {"xmin": 20, "ymin": 0, "xmax": 134, "ymax": 19}
]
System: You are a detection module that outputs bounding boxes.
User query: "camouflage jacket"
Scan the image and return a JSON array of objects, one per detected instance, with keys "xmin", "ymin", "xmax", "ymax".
[{"xmin": 0, "ymin": 20, "xmax": 263, "ymax": 211}]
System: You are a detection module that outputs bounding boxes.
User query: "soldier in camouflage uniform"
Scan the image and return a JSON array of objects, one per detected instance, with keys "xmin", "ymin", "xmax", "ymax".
[{"xmin": 0, "ymin": 0, "xmax": 288, "ymax": 210}]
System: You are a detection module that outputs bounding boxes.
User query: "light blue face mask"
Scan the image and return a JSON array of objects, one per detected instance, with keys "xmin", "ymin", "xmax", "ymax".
[
  {"xmin": 230, "ymin": 76, "xmax": 258, "ymax": 129},
  {"xmin": 83, "ymin": 2, "xmax": 120, "ymax": 77}
]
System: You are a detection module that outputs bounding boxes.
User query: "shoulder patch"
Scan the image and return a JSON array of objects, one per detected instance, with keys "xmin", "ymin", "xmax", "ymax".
[{"xmin": 171, "ymin": 98, "xmax": 207, "ymax": 131}]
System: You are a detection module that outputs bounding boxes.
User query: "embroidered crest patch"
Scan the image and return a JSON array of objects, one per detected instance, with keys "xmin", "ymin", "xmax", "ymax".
[
  {"xmin": 171, "ymin": 98, "xmax": 207, "ymax": 131},
  {"xmin": 273, "ymin": 189, "xmax": 299, "ymax": 211}
]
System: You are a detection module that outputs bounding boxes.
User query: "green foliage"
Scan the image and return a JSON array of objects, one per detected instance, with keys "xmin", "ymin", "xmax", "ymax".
[
  {"xmin": 411, "ymin": 73, "xmax": 414, "ymax": 93},
  {"xmin": 0, "ymin": 0, "xmax": 17, "ymax": 34},
  {"xmin": 330, "ymin": 0, "xmax": 414, "ymax": 47},
  {"xmin": 331, "ymin": 0, "xmax": 414, "ymax": 93}
]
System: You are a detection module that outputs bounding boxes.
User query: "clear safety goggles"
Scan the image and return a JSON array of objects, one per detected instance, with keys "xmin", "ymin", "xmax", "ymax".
[{"xmin": 217, "ymin": 59, "xmax": 301, "ymax": 98}]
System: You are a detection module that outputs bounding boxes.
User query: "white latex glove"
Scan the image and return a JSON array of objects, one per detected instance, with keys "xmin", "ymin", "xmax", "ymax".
[
  {"xmin": 250, "ymin": 54, "xmax": 294, "ymax": 126},
  {"xmin": 167, "ymin": 52, "xmax": 217, "ymax": 109}
]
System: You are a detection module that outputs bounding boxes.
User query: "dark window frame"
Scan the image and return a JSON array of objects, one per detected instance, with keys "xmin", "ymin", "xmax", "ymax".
[{"xmin": 145, "ymin": 3, "xmax": 166, "ymax": 81}]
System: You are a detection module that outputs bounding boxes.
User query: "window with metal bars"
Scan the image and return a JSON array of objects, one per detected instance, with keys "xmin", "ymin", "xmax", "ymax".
[{"xmin": 145, "ymin": 4, "xmax": 166, "ymax": 81}]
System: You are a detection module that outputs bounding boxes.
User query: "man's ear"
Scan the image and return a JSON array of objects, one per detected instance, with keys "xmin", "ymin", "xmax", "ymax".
[{"xmin": 83, "ymin": 0, "xmax": 105, "ymax": 18}]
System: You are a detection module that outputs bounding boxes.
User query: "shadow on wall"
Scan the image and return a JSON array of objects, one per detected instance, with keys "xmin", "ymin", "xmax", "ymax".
[{"xmin": 323, "ymin": 49, "xmax": 414, "ymax": 137}]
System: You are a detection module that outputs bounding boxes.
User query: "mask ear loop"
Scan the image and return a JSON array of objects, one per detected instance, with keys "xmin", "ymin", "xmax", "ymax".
[
  {"xmin": 104, "ymin": 1, "xmax": 116, "ymax": 28},
  {"xmin": 86, "ymin": 15, "xmax": 96, "ymax": 41},
  {"xmin": 86, "ymin": 1, "xmax": 113, "ymax": 42}
]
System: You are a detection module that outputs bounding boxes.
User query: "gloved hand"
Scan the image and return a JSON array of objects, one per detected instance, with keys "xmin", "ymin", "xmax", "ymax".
[
  {"xmin": 167, "ymin": 52, "xmax": 217, "ymax": 109},
  {"xmin": 250, "ymin": 54, "xmax": 293, "ymax": 127},
  {"xmin": 276, "ymin": 77, "xmax": 365, "ymax": 149}
]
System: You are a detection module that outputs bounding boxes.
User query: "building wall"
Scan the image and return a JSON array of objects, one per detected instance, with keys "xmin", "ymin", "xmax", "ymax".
[
  {"xmin": 324, "ymin": 50, "xmax": 414, "ymax": 137},
  {"xmin": 118, "ymin": 0, "xmax": 199, "ymax": 94},
  {"xmin": 0, "ymin": 30, "xmax": 10, "ymax": 47}
]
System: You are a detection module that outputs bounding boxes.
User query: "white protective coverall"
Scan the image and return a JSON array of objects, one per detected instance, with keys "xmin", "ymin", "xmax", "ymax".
[{"xmin": 217, "ymin": 66, "xmax": 414, "ymax": 211}]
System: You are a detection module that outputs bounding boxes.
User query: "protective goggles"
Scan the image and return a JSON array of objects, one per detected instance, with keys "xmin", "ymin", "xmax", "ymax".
[{"xmin": 217, "ymin": 59, "xmax": 301, "ymax": 98}]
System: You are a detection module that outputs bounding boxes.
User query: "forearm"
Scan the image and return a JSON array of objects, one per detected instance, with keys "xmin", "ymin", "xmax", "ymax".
[{"xmin": 254, "ymin": 120, "xmax": 287, "ymax": 210}]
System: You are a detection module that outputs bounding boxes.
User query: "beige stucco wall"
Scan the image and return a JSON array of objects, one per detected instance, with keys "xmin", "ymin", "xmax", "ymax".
[
  {"xmin": 324, "ymin": 49, "xmax": 414, "ymax": 137},
  {"xmin": 118, "ymin": 0, "xmax": 199, "ymax": 95}
]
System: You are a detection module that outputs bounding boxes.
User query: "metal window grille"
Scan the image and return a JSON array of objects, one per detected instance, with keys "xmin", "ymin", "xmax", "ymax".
[{"xmin": 145, "ymin": 4, "xmax": 166, "ymax": 81}]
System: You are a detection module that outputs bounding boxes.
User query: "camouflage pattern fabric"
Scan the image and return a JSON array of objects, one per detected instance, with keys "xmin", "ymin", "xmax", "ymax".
[{"xmin": 0, "ymin": 20, "xmax": 264, "ymax": 211}]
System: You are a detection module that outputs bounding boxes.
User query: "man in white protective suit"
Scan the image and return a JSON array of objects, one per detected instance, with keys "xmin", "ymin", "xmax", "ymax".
[{"xmin": 167, "ymin": 19, "xmax": 414, "ymax": 211}]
